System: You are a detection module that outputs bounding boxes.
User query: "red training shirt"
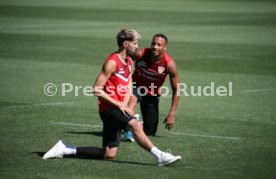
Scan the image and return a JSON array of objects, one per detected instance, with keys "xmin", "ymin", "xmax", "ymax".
[
  {"xmin": 132, "ymin": 48, "xmax": 173, "ymax": 96},
  {"xmin": 98, "ymin": 53, "xmax": 132, "ymax": 112}
]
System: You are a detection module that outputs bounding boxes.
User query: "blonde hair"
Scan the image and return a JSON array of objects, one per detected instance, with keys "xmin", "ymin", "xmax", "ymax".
[{"xmin": 116, "ymin": 29, "xmax": 141, "ymax": 46}]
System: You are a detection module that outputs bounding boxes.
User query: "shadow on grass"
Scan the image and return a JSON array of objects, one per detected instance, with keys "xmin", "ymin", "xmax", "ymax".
[
  {"xmin": 32, "ymin": 152, "xmax": 154, "ymax": 166},
  {"xmin": 32, "ymin": 151, "xmax": 45, "ymax": 157},
  {"xmin": 105, "ymin": 159, "xmax": 155, "ymax": 166},
  {"xmin": 64, "ymin": 131, "xmax": 102, "ymax": 137}
]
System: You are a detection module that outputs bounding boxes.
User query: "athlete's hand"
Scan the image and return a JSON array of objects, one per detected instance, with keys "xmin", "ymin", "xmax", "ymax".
[
  {"xmin": 125, "ymin": 108, "xmax": 135, "ymax": 116},
  {"xmin": 163, "ymin": 114, "xmax": 175, "ymax": 130},
  {"xmin": 116, "ymin": 102, "xmax": 132, "ymax": 115}
]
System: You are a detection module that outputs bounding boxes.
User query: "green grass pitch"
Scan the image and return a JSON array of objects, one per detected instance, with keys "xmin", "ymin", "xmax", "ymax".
[{"xmin": 0, "ymin": 0, "xmax": 276, "ymax": 178}]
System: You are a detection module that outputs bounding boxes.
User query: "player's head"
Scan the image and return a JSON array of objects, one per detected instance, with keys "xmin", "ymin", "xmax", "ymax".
[
  {"xmin": 151, "ymin": 33, "xmax": 168, "ymax": 57},
  {"xmin": 116, "ymin": 29, "xmax": 141, "ymax": 55},
  {"xmin": 153, "ymin": 34, "xmax": 168, "ymax": 44},
  {"xmin": 116, "ymin": 29, "xmax": 141, "ymax": 47}
]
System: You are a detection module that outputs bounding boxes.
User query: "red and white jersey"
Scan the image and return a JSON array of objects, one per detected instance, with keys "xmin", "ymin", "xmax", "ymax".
[
  {"xmin": 132, "ymin": 48, "xmax": 173, "ymax": 96},
  {"xmin": 98, "ymin": 53, "xmax": 132, "ymax": 112}
]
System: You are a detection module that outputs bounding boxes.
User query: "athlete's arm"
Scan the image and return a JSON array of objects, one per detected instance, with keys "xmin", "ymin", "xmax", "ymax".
[
  {"xmin": 93, "ymin": 60, "xmax": 118, "ymax": 106},
  {"xmin": 163, "ymin": 60, "xmax": 180, "ymax": 130}
]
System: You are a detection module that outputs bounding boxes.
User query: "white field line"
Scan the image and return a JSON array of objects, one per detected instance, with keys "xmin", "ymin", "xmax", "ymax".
[
  {"xmin": 171, "ymin": 132, "xmax": 240, "ymax": 140},
  {"xmin": 50, "ymin": 121, "xmax": 102, "ymax": 128},
  {"xmin": 243, "ymin": 88, "xmax": 276, "ymax": 93},
  {"xmin": 7, "ymin": 102, "xmax": 74, "ymax": 108}
]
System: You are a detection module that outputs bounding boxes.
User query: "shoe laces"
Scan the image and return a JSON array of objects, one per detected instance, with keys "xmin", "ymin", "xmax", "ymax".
[{"xmin": 160, "ymin": 149, "xmax": 174, "ymax": 160}]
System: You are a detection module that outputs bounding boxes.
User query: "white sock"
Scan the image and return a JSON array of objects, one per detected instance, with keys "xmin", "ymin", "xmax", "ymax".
[
  {"xmin": 150, "ymin": 146, "xmax": 162, "ymax": 159},
  {"xmin": 64, "ymin": 144, "xmax": 77, "ymax": 155}
]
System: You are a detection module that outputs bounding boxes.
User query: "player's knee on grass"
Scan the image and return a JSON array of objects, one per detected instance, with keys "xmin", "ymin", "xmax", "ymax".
[
  {"xmin": 104, "ymin": 153, "xmax": 116, "ymax": 159},
  {"xmin": 104, "ymin": 147, "xmax": 118, "ymax": 159}
]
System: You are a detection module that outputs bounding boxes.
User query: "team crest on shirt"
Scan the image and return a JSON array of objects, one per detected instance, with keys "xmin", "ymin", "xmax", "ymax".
[{"xmin": 158, "ymin": 66, "xmax": 165, "ymax": 74}]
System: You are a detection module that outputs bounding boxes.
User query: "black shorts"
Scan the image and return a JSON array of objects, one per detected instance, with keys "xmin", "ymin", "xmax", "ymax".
[{"xmin": 99, "ymin": 109, "xmax": 134, "ymax": 147}]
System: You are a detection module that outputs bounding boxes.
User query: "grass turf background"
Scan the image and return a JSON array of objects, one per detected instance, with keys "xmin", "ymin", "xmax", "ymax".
[{"xmin": 0, "ymin": 0, "xmax": 276, "ymax": 178}]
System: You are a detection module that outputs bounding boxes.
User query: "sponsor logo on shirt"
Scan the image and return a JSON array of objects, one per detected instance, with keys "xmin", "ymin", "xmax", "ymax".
[{"xmin": 117, "ymin": 84, "xmax": 128, "ymax": 93}]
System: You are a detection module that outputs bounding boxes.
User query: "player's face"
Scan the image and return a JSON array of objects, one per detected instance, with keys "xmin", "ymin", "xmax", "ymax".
[
  {"xmin": 151, "ymin": 37, "xmax": 167, "ymax": 57},
  {"xmin": 126, "ymin": 39, "xmax": 139, "ymax": 56}
]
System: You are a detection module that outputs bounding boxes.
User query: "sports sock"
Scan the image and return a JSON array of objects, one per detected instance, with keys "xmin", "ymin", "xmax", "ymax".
[
  {"xmin": 64, "ymin": 145, "xmax": 77, "ymax": 155},
  {"xmin": 150, "ymin": 146, "xmax": 162, "ymax": 159}
]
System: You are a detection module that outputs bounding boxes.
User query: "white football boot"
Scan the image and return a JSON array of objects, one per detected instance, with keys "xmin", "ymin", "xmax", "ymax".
[
  {"xmin": 42, "ymin": 140, "xmax": 66, "ymax": 160},
  {"xmin": 157, "ymin": 150, "xmax": 182, "ymax": 166}
]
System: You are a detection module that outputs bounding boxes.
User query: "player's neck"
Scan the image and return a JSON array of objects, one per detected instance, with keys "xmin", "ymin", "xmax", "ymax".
[
  {"xmin": 115, "ymin": 50, "xmax": 127, "ymax": 64},
  {"xmin": 151, "ymin": 53, "xmax": 164, "ymax": 63}
]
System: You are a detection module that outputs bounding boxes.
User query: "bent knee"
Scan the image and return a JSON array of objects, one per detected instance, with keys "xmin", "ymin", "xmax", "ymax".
[
  {"xmin": 103, "ymin": 147, "xmax": 117, "ymax": 159},
  {"xmin": 104, "ymin": 154, "xmax": 116, "ymax": 160},
  {"xmin": 128, "ymin": 120, "xmax": 143, "ymax": 133},
  {"xmin": 104, "ymin": 152, "xmax": 117, "ymax": 159}
]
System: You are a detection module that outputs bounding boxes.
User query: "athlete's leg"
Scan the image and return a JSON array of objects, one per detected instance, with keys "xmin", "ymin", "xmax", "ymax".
[
  {"xmin": 127, "ymin": 119, "xmax": 154, "ymax": 151},
  {"xmin": 140, "ymin": 96, "xmax": 159, "ymax": 136},
  {"xmin": 128, "ymin": 95, "xmax": 138, "ymax": 114},
  {"xmin": 76, "ymin": 146, "xmax": 104, "ymax": 159},
  {"xmin": 127, "ymin": 118, "xmax": 182, "ymax": 166},
  {"xmin": 71, "ymin": 110, "xmax": 121, "ymax": 159},
  {"xmin": 124, "ymin": 90, "xmax": 140, "ymax": 142},
  {"xmin": 97, "ymin": 110, "xmax": 121, "ymax": 158},
  {"xmin": 128, "ymin": 86, "xmax": 142, "ymax": 115}
]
